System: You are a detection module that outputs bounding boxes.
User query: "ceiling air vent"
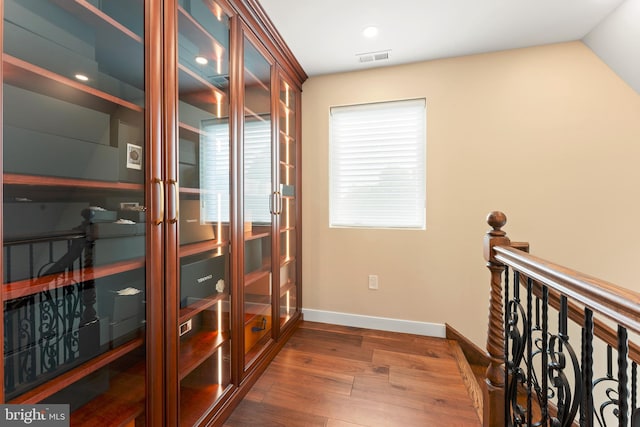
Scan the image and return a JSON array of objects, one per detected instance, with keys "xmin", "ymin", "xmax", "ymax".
[{"xmin": 356, "ymin": 50, "xmax": 390, "ymax": 64}]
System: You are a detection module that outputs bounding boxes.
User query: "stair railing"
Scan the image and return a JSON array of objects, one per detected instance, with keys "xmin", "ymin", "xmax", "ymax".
[{"xmin": 483, "ymin": 211, "xmax": 640, "ymax": 427}]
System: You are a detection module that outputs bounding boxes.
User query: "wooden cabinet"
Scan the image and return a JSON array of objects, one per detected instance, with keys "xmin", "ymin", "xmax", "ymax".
[{"xmin": 1, "ymin": 0, "xmax": 306, "ymax": 425}]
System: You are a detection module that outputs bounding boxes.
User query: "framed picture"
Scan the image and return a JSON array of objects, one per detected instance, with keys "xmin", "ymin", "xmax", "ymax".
[{"xmin": 127, "ymin": 143, "xmax": 143, "ymax": 170}]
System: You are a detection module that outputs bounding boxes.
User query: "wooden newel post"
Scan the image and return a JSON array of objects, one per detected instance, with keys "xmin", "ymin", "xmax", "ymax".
[{"xmin": 483, "ymin": 211, "xmax": 510, "ymax": 427}]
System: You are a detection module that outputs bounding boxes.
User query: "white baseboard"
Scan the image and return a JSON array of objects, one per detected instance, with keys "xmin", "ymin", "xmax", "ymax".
[{"xmin": 301, "ymin": 308, "xmax": 446, "ymax": 338}]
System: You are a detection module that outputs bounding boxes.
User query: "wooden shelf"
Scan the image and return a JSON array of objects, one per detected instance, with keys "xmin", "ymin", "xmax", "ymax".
[
  {"xmin": 243, "ymin": 331, "xmax": 271, "ymax": 363},
  {"xmin": 3, "ymin": 54, "xmax": 143, "ymax": 115},
  {"xmin": 245, "ymin": 229, "xmax": 270, "ymax": 241},
  {"xmin": 51, "ymin": 0, "xmax": 142, "ymax": 43},
  {"xmin": 178, "ymin": 63, "xmax": 226, "ymax": 104},
  {"xmin": 244, "ymin": 266, "xmax": 270, "ymax": 287},
  {"xmin": 279, "ymin": 256, "xmax": 296, "ymax": 267},
  {"xmin": 179, "ymin": 240, "xmax": 228, "ymax": 258},
  {"xmin": 180, "ymin": 383, "xmax": 228, "ymax": 427},
  {"xmin": 280, "ymin": 160, "xmax": 296, "ymax": 170},
  {"xmin": 280, "ymin": 279, "xmax": 296, "ymax": 294},
  {"xmin": 244, "ymin": 106, "xmax": 269, "ymax": 122},
  {"xmin": 279, "ymin": 129, "xmax": 295, "ymax": 141},
  {"xmin": 178, "ymin": 6, "xmax": 227, "ymax": 62},
  {"xmin": 245, "ymin": 68, "xmax": 270, "ymax": 93},
  {"xmin": 69, "ymin": 360, "xmax": 145, "ymax": 427},
  {"xmin": 179, "ymin": 292, "xmax": 228, "ymax": 324},
  {"xmin": 179, "ymin": 330, "xmax": 229, "ymax": 380},
  {"xmin": 179, "ymin": 122, "xmax": 210, "ymax": 139},
  {"xmin": 4, "ymin": 258, "xmax": 145, "ymax": 300},
  {"xmin": 279, "ymin": 100, "xmax": 293, "ymax": 114},
  {"xmin": 3, "ymin": 173, "xmax": 143, "ymax": 192},
  {"xmin": 244, "ymin": 299, "xmax": 271, "ymax": 326},
  {"xmin": 10, "ymin": 338, "xmax": 144, "ymax": 404},
  {"xmin": 280, "ymin": 225, "xmax": 296, "ymax": 233}
]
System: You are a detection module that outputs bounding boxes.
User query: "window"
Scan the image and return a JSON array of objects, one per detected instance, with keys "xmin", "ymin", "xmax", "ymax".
[{"xmin": 329, "ymin": 99, "xmax": 426, "ymax": 229}]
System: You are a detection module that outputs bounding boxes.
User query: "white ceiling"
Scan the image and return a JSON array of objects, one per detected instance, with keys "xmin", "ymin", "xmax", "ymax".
[{"xmin": 258, "ymin": 0, "xmax": 627, "ymax": 77}]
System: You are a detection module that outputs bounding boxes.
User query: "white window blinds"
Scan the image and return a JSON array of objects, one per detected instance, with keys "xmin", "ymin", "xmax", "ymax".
[{"xmin": 329, "ymin": 99, "xmax": 426, "ymax": 229}]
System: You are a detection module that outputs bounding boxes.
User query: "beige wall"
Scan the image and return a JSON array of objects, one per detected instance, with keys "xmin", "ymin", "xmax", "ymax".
[{"xmin": 301, "ymin": 41, "xmax": 640, "ymax": 348}]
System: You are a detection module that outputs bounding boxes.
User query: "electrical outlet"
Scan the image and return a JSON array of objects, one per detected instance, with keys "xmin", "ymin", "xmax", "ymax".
[
  {"xmin": 179, "ymin": 319, "xmax": 192, "ymax": 336},
  {"xmin": 368, "ymin": 274, "xmax": 379, "ymax": 290}
]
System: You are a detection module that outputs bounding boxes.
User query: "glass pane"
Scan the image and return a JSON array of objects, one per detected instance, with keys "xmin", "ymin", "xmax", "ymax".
[
  {"xmin": 177, "ymin": 0, "xmax": 232, "ymax": 418},
  {"xmin": 279, "ymin": 78, "xmax": 298, "ymax": 327},
  {"xmin": 243, "ymin": 37, "xmax": 272, "ymax": 364},
  {"xmin": 3, "ymin": 0, "xmax": 147, "ymax": 424}
]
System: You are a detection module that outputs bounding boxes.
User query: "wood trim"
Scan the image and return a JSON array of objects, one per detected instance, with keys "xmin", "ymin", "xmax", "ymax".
[
  {"xmin": 229, "ymin": 7, "xmax": 245, "ymax": 394},
  {"xmin": 449, "ymin": 340, "xmax": 483, "ymax": 425},
  {"xmin": 0, "ymin": 0, "xmax": 5, "ymax": 402},
  {"xmin": 445, "ymin": 323, "xmax": 490, "ymax": 367},
  {"xmin": 231, "ymin": 0, "xmax": 307, "ymax": 86},
  {"xmin": 270, "ymin": 65, "xmax": 282, "ymax": 340},
  {"xmin": 145, "ymin": 0, "xmax": 164, "ymax": 424},
  {"xmin": 163, "ymin": 0, "xmax": 180, "ymax": 425}
]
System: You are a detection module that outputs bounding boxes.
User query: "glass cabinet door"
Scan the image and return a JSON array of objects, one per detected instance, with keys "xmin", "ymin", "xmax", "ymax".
[
  {"xmin": 176, "ymin": 1, "xmax": 232, "ymax": 424},
  {"xmin": 277, "ymin": 76, "xmax": 299, "ymax": 329},
  {"xmin": 242, "ymin": 35, "xmax": 273, "ymax": 366},
  {"xmin": 2, "ymin": 0, "xmax": 148, "ymax": 424}
]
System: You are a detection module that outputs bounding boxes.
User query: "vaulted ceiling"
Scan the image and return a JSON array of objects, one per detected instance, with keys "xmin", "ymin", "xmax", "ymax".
[{"xmin": 258, "ymin": 0, "xmax": 639, "ymax": 94}]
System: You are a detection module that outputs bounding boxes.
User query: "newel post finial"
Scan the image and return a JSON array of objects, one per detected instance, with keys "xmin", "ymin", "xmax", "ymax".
[
  {"xmin": 484, "ymin": 211, "xmax": 509, "ymax": 264},
  {"xmin": 483, "ymin": 211, "xmax": 510, "ymax": 427}
]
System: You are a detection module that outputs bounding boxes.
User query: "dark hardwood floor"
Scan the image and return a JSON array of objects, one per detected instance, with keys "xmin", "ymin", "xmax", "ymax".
[{"xmin": 224, "ymin": 321, "xmax": 481, "ymax": 426}]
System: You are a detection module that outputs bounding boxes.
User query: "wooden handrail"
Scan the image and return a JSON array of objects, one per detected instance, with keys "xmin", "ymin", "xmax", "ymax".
[
  {"xmin": 494, "ymin": 245, "xmax": 640, "ymax": 337},
  {"xmin": 529, "ymin": 280, "xmax": 640, "ymax": 364}
]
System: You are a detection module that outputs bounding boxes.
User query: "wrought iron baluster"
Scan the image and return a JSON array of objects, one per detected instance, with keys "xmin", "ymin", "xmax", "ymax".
[
  {"xmin": 594, "ymin": 345, "xmax": 619, "ymax": 426},
  {"xmin": 535, "ymin": 295, "xmax": 540, "ymax": 330},
  {"xmin": 582, "ymin": 308, "xmax": 594, "ymax": 427},
  {"xmin": 506, "ymin": 270, "xmax": 529, "ymax": 425},
  {"xmin": 527, "ymin": 277, "xmax": 533, "ymax": 427},
  {"xmin": 618, "ymin": 326, "xmax": 629, "ymax": 427},
  {"xmin": 548, "ymin": 295, "xmax": 582, "ymax": 427},
  {"xmin": 632, "ymin": 362, "xmax": 639, "ymax": 427},
  {"xmin": 505, "ymin": 265, "xmax": 511, "ymax": 425},
  {"xmin": 633, "ymin": 362, "xmax": 637, "ymax": 416},
  {"xmin": 542, "ymin": 285, "xmax": 549, "ymax": 425}
]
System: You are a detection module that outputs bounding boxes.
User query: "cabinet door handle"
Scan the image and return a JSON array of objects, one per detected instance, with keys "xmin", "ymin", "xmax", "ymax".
[
  {"xmin": 269, "ymin": 191, "xmax": 275, "ymax": 215},
  {"xmin": 276, "ymin": 191, "xmax": 282, "ymax": 215},
  {"xmin": 153, "ymin": 178, "xmax": 164, "ymax": 225},
  {"xmin": 168, "ymin": 179, "xmax": 178, "ymax": 224}
]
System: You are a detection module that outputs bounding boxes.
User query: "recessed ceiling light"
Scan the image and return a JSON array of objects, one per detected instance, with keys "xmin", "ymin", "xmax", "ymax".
[
  {"xmin": 195, "ymin": 56, "xmax": 209, "ymax": 65},
  {"xmin": 75, "ymin": 74, "xmax": 89, "ymax": 82},
  {"xmin": 362, "ymin": 26, "xmax": 378, "ymax": 38}
]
